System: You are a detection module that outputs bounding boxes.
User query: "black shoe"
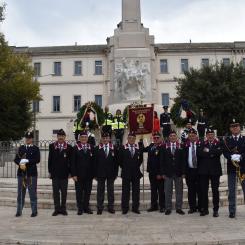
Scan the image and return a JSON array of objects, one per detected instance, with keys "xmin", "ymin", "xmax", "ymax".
[
  {"xmin": 84, "ymin": 209, "xmax": 93, "ymax": 214},
  {"xmin": 108, "ymin": 209, "xmax": 115, "ymax": 214},
  {"xmin": 165, "ymin": 210, "xmax": 171, "ymax": 215},
  {"xmin": 176, "ymin": 209, "xmax": 185, "ymax": 215},
  {"xmin": 122, "ymin": 210, "xmax": 128, "ymax": 215},
  {"xmin": 132, "ymin": 209, "xmax": 140, "ymax": 214},
  {"xmin": 229, "ymin": 213, "xmax": 235, "ymax": 218},
  {"xmin": 31, "ymin": 212, "xmax": 38, "ymax": 217},
  {"xmin": 200, "ymin": 210, "xmax": 209, "ymax": 216},
  {"xmin": 147, "ymin": 207, "xmax": 158, "ymax": 212},
  {"xmin": 213, "ymin": 211, "xmax": 219, "ymax": 218},
  {"xmin": 52, "ymin": 210, "xmax": 59, "ymax": 216},
  {"xmin": 15, "ymin": 212, "xmax": 21, "ymax": 217},
  {"xmin": 159, "ymin": 208, "xmax": 165, "ymax": 213},
  {"xmin": 77, "ymin": 210, "xmax": 83, "ymax": 215},
  {"xmin": 60, "ymin": 210, "xmax": 68, "ymax": 216},
  {"xmin": 188, "ymin": 209, "xmax": 196, "ymax": 214},
  {"xmin": 97, "ymin": 210, "xmax": 102, "ymax": 215}
]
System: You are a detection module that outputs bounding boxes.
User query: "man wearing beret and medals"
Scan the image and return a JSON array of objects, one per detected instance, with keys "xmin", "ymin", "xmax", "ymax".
[
  {"xmin": 48, "ymin": 129, "xmax": 73, "ymax": 216},
  {"xmin": 197, "ymin": 127, "xmax": 222, "ymax": 217},
  {"xmin": 71, "ymin": 131, "xmax": 95, "ymax": 215},
  {"xmin": 143, "ymin": 131, "xmax": 165, "ymax": 213},
  {"xmin": 119, "ymin": 132, "xmax": 144, "ymax": 214},
  {"xmin": 94, "ymin": 132, "xmax": 119, "ymax": 215}
]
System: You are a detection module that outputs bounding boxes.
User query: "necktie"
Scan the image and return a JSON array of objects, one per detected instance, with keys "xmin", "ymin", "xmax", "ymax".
[
  {"xmin": 105, "ymin": 145, "xmax": 109, "ymax": 157},
  {"xmin": 235, "ymin": 136, "xmax": 238, "ymax": 142},
  {"xmin": 172, "ymin": 144, "xmax": 176, "ymax": 155},
  {"xmin": 192, "ymin": 143, "xmax": 197, "ymax": 168},
  {"xmin": 130, "ymin": 145, "xmax": 134, "ymax": 157},
  {"xmin": 83, "ymin": 145, "xmax": 87, "ymax": 153}
]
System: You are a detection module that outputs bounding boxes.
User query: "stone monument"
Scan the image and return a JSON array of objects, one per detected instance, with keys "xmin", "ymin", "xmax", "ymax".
[{"xmin": 108, "ymin": 0, "xmax": 156, "ymax": 106}]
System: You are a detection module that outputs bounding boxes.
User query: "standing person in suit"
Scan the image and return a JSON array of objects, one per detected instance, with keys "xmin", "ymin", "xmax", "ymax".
[
  {"xmin": 183, "ymin": 128, "xmax": 202, "ymax": 214},
  {"xmin": 161, "ymin": 130, "xmax": 185, "ymax": 215},
  {"xmin": 71, "ymin": 131, "xmax": 95, "ymax": 215},
  {"xmin": 160, "ymin": 106, "xmax": 171, "ymax": 140},
  {"xmin": 197, "ymin": 127, "xmax": 222, "ymax": 217},
  {"xmin": 94, "ymin": 132, "xmax": 119, "ymax": 215},
  {"xmin": 14, "ymin": 131, "xmax": 40, "ymax": 217},
  {"xmin": 223, "ymin": 119, "xmax": 245, "ymax": 218},
  {"xmin": 119, "ymin": 132, "xmax": 144, "ymax": 214},
  {"xmin": 144, "ymin": 131, "xmax": 165, "ymax": 213},
  {"xmin": 48, "ymin": 129, "xmax": 73, "ymax": 216}
]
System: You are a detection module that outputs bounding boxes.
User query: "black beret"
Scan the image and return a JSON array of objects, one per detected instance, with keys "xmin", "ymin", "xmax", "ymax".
[
  {"xmin": 152, "ymin": 131, "xmax": 161, "ymax": 137},
  {"xmin": 57, "ymin": 129, "xmax": 66, "ymax": 136},
  {"xmin": 206, "ymin": 127, "xmax": 215, "ymax": 134},
  {"xmin": 188, "ymin": 128, "xmax": 197, "ymax": 135},
  {"xmin": 101, "ymin": 131, "xmax": 110, "ymax": 138},
  {"xmin": 128, "ymin": 131, "xmax": 136, "ymax": 137},
  {"xmin": 78, "ymin": 131, "xmax": 88, "ymax": 137}
]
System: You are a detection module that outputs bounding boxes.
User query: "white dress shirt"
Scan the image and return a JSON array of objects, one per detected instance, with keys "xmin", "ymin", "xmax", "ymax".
[{"xmin": 188, "ymin": 142, "xmax": 197, "ymax": 168}]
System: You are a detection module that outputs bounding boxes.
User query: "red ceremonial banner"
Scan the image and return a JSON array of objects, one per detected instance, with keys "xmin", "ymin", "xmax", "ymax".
[{"xmin": 128, "ymin": 105, "xmax": 154, "ymax": 135}]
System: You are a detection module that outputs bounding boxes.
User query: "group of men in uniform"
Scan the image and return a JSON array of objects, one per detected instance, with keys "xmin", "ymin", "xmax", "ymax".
[{"xmin": 14, "ymin": 112, "xmax": 245, "ymax": 219}]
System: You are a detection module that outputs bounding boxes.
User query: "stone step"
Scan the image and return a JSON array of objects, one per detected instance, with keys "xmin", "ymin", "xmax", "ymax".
[
  {"xmin": 0, "ymin": 186, "xmax": 242, "ymax": 200},
  {"xmin": 0, "ymin": 178, "xmax": 230, "ymax": 189},
  {"xmin": 1, "ymin": 195, "xmax": 244, "ymax": 211}
]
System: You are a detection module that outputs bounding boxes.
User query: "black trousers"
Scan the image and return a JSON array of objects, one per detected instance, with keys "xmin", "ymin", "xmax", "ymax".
[
  {"xmin": 200, "ymin": 175, "xmax": 220, "ymax": 212},
  {"xmin": 149, "ymin": 174, "xmax": 165, "ymax": 209},
  {"xmin": 121, "ymin": 178, "xmax": 140, "ymax": 211},
  {"xmin": 52, "ymin": 178, "xmax": 68, "ymax": 212},
  {"xmin": 97, "ymin": 178, "xmax": 115, "ymax": 211},
  {"xmin": 162, "ymin": 125, "xmax": 171, "ymax": 138},
  {"xmin": 114, "ymin": 129, "xmax": 124, "ymax": 145},
  {"xmin": 186, "ymin": 170, "xmax": 201, "ymax": 211},
  {"xmin": 75, "ymin": 178, "xmax": 93, "ymax": 211}
]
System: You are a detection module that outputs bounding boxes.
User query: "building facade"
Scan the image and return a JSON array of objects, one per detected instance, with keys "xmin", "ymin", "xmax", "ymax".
[{"xmin": 13, "ymin": 1, "xmax": 245, "ymax": 140}]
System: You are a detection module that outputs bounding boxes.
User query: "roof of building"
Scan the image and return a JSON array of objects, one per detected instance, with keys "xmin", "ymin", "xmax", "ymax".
[
  {"xmin": 12, "ymin": 44, "xmax": 108, "ymax": 56},
  {"xmin": 12, "ymin": 42, "xmax": 245, "ymax": 56}
]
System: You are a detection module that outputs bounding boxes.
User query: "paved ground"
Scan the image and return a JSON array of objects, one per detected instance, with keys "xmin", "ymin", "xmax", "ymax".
[{"xmin": 1, "ymin": 206, "xmax": 245, "ymax": 245}]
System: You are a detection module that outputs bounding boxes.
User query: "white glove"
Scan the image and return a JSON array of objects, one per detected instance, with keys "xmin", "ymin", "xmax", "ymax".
[
  {"xmin": 20, "ymin": 159, "xmax": 29, "ymax": 164},
  {"xmin": 231, "ymin": 154, "xmax": 241, "ymax": 162}
]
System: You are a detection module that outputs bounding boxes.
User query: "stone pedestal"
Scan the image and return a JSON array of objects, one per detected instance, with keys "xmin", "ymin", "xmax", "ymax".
[{"xmin": 107, "ymin": 0, "xmax": 157, "ymax": 105}]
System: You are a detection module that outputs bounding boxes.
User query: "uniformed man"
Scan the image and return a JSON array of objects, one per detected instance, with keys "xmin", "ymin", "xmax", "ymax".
[
  {"xmin": 73, "ymin": 119, "xmax": 82, "ymax": 141},
  {"xmin": 71, "ymin": 131, "xmax": 95, "ymax": 215},
  {"xmin": 84, "ymin": 123, "xmax": 96, "ymax": 146},
  {"xmin": 112, "ymin": 109, "xmax": 125, "ymax": 146},
  {"xmin": 14, "ymin": 131, "xmax": 40, "ymax": 217},
  {"xmin": 183, "ymin": 128, "xmax": 202, "ymax": 214},
  {"xmin": 102, "ymin": 106, "xmax": 114, "ymax": 137},
  {"xmin": 223, "ymin": 119, "xmax": 245, "ymax": 218},
  {"xmin": 161, "ymin": 130, "xmax": 185, "ymax": 215},
  {"xmin": 48, "ymin": 129, "xmax": 73, "ymax": 216},
  {"xmin": 119, "ymin": 132, "xmax": 143, "ymax": 214},
  {"xmin": 94, "ymin": 132, "xmax": 119, "ymax": 215},
  {"xmin": 197, "ymin": 109, "xmax": 208, "ymax": 139},
  {"xmin": 197, "ymin": 127, "xmax": 222, "ymax": 217},
  {"xmin": 160, "ymin": 106, "xmax": 171, "ymax": 139},
  {"xmin": 181, "ymin": 118, "xmax": 194, "ymax": 144},
  {"xmin": 144, "ymin": 131, "xmax": 165, "ymax": 213}
]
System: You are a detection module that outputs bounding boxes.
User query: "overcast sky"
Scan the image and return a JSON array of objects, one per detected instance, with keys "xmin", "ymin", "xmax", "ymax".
[{"xmin": 1, "ymin": 0, "xmax": 245, "ymax": 47}]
